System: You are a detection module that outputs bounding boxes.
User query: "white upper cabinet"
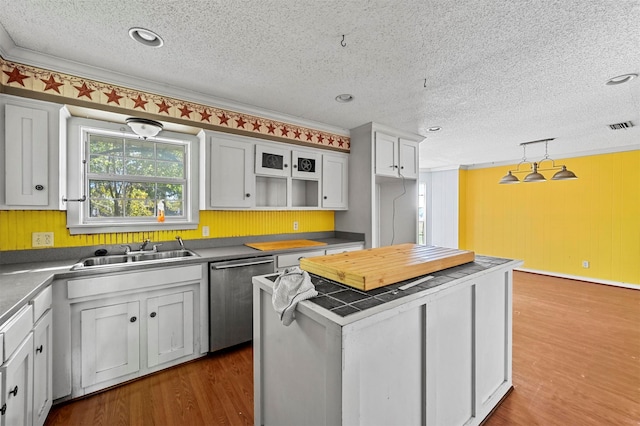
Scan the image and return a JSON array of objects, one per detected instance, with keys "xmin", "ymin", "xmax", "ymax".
[
  {"xmin": 398, "ymin": 139, "xmax": 419, "ymax": 179},
  {"xmin": 291, "ymin": 150, "xmax": 321, "ymax": 179},
  {"xmin": 255, "ymin": 144, "xmax": 291, "ymax": 177},
  {"xmin": 208, "ymin": 133, "xmax": 254, "ymax": 208},
  {"xmin": 203, "ymin": 130, "xmax": 348, "ymax": 210},
  {"xmin": 322, "ymin": 154, "xmax": 348, "ymax": 209},
  {"xmin": 255, "ymin": 144, "xmax": 322, "ymax": 180},
  {"xmin": 0, "ymin": 95, "xmax": 68, "ymax": 210},
  {"xmin": 375, "ymin": 132, "xmax": 419, "ymax": 179},
  {"xmin": 374, "ymin": 132, "xmax": 398, "ymax": 178}
]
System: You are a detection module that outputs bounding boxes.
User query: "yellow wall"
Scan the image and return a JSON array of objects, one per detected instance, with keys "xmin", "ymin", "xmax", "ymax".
[
  {"xmin": 460, "ymin": 150, "xmax": 640, "ymax": 285},
  {"xmin": 0, "ymin": 210, "xmax": 334, "ymax": 251}
]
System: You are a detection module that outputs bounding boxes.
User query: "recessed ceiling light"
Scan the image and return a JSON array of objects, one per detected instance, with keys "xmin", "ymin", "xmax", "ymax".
[
  {"xmin": 335, "ymin": 94, "xmax": 354, "ymax": 103},
  {"xmin": 129, "ymin": 27, "xmax": 164, "ymax": 48},
  {"xmin": 605, "ymin": 73, "xmax": 637, "ymax": 85},
  {"xmin": 427, "ymin": 126, "xmax": 442, "ymax": 132}
]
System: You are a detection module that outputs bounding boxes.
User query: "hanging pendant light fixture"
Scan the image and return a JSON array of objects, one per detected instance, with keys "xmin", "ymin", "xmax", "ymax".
[
  {"xmin": 498, "ymin": 138, "xmax": 578, "ymax": 184},
  {"xmin": 126, "ymin": 117, "xmax": 163, "ymax": 139},
  {"xmin": 523, "ymin": 162, "xmax": 546, "ymax": 182},
  {"xmin": 551, "ymin": 165, "xmax": 578, "ymax": 180}
]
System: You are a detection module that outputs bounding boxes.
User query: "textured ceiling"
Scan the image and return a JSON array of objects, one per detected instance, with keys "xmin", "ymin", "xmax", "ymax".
[{"xmin": 1, "ymin": 0, "xmax": 639, "ymax": 168}]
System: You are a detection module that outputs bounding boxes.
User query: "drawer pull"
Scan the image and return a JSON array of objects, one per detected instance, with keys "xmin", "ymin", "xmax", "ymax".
[
  {"xmin": 150, "ymin": 312, "xmax": 157, "ymax": 318},
  {"xmin": 36, "ymin": 345, "xmax": 44, "ymax": 354},
  {"xmin": 8, "ymin": 386, "xmax": 18, "ymax": 397},
  {"xmin": 130, "ymin": 316, "xmax": 137, "ymax": 323}
]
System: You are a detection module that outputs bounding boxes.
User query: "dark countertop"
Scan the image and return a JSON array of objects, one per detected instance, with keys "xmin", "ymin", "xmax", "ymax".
[{"xmin": 0, "ymin": 237, "xmax": 363, "ymax": 325}]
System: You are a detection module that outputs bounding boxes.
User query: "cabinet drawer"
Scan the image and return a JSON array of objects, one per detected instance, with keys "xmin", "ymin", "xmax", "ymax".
[
  {"xmin": 67, "ymin": 264, "xmax": 203, "ymax": 299},
  {"xmin": 0, "ymin": 304, "xmax": 33, "ymax": 362},
  {"xmin": 277, "ymin": 250, "xmax": 325, "ymax": 269},
  {"xmin": 31, "ymin": 285, "xmax": 52, "ymax": 322},
  {"xmin": 325, "ymin": 245, "xmax": 363, "ymax": 255}
]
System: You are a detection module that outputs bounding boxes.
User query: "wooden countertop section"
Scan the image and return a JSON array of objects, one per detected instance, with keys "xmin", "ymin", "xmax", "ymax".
[
  {"xmin": 245, "ymin": 239, "xmax": 327, "ymax": 251},
  {"xmin": 300, "ymin": 244, "xmax": 475, "ymax": 291}
]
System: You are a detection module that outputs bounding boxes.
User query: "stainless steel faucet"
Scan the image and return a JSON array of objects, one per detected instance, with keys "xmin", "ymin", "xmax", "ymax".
[
  {"xmin": 140, "ymin": 239, "xmax": 151, "ymax": 251},
  {"xmin": 176, "ymin": 235, "xmax": 185, "ymax": 250}
]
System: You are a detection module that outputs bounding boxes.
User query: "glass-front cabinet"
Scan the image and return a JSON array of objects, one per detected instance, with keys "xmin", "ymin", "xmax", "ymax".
[{"xmin": 203, "ymin": 131, "xmax": 347, "ymax": 210}]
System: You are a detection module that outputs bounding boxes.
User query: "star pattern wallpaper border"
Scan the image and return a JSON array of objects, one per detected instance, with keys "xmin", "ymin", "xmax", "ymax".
[{"xmin": 0, "ymin": 56, "xmax": 350, "ymax": 151}]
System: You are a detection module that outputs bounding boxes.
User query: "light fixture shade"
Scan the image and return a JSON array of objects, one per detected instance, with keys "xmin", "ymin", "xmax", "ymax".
[
  {"xmin": 126, "ymin": 117, "xmax": 163, "ymax": 139},
  {"xmin": 498, "ymin": 171, "xmax": 520, "ymax": 184},
  {"xmin": 523, "ymin": 162, "xmax": 546, "ymax": 182},
  {"xmin": 551, "ymin": 166, "xmax": 578, "ymax": 180}
]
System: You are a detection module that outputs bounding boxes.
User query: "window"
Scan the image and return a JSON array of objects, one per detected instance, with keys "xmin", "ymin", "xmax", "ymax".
[
  {"xmin": 66, "ymin": 117, "xmax": 199, "ymax": 234},
  {"xmin": 87, "ymin": 134, "xmax": 186, "ymax": 219}
]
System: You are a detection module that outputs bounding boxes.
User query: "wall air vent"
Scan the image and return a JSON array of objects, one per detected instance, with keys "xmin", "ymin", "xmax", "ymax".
[{"xmin": 608, "ymin": 121, "xmax": 634, "ymax": 130}]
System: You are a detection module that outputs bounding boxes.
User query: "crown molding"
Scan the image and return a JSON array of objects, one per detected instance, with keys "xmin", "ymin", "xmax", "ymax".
[
  {"xmin": 0, "ymin": 30, "xmax": 348, "ymax": 137},
  {"xmin": 462, "ymin": 144, "xmax": 640, "ymax": 170}
]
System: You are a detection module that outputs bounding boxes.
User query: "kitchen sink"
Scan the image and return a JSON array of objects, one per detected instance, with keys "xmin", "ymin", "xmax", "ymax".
[{"xmin": 72, "ymin": 249, "xmax": 198, "ymax": 270}]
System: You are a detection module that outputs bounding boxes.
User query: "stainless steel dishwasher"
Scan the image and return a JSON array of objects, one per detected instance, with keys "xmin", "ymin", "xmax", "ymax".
[{"xmin": 209, "ymin": 256, "xmax": 275, "ymax": 352}]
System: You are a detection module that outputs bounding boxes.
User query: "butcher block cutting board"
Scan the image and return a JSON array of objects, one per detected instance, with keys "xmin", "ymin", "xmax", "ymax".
[
  {"xmin": 300, "ymin": 244, "xmax": 475, "ymax": 291},
  {"xmin": 245, "ymin": 239, "xmax": 327, "ymax": 251}
]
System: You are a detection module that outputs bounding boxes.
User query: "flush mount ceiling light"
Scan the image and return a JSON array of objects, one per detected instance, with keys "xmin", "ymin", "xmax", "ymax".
[
  {"xmin": 128, "ymin": 27, "xmax": 164, "ymax": 48},
  {"xmin": 335, "ymin": 94, "xmax": 354, "ymax": 103},
  {"xmin": 605, "ymin": 73, "xmax": 638, "ymax": 86},
  {"xmin": 498, "ymin": 139, "xmax": 578, "ymax": 184},
  {"xmin": 427, "ymin": 126, "xmax": 442, "ymax": 132},
  {"xmin": 126, "ymin": 117, "xmax": 163, "ymax": 139}
]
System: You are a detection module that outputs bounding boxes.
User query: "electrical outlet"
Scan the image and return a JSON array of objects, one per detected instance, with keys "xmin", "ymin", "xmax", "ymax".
[
  {"xmin": 32, "ymin": 232, "xmax": 54, "ymax": 247},
  {"xmin": 293, "ymin": 221, "xmax": 299, "ymax": 231},
  {"xmin": 202, "ymin": 226, "xmax": 210, "ymax": 237},
  {"xmin": 582, "ymin": 260, "xmax": 590, "ymax": 268}
]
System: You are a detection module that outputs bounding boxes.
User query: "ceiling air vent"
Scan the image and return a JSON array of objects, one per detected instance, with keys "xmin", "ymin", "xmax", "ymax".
[{"xmin": 608, "ymin": 121, "xmax": 634, "ymax": 130}]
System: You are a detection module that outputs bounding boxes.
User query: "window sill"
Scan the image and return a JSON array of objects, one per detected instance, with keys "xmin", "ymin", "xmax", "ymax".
[{"xmin": 68, "ymin": 221, "xmax": 198, "ymax": 235}]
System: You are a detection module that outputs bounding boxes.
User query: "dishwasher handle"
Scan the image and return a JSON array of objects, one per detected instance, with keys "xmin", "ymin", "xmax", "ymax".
[{"xmin": 211, "ymin": 257, "xmax": 275, "ymax": 270}]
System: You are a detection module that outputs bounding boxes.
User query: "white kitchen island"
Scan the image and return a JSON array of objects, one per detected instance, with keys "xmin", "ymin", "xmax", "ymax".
[{"xmin": 253, "ymin": 254, "xmax": 522, "ymax": 426}]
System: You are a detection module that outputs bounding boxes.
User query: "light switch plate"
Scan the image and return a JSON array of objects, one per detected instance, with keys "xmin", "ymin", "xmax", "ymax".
[
  {"xmin": 202, "ymin": 226, "xmax": 210, "ymax": 237},
  {"xmin": 32, "ymin": 232, "xmax": 54, "ymax": 247}
]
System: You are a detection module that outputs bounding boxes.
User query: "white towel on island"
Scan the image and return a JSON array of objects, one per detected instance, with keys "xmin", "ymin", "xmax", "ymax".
[{"xmin": 272, "ymin": 267, "xmax": 318, "ymax": 326}]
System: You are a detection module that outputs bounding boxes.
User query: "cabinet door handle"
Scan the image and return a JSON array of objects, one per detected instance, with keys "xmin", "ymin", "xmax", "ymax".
[
  {"xmin": 245, "ymin": 193, "xmax": 251, "ymax": 198},
  {"xmin": 35, "ymin": 184, "xmax": 44, "ymax": 191},
  {"xmin": 323, "ymin": 196, "xmax": 328, "ymax": 199},
  {"xmin": 293, "ymin": 164, "xmax": 297, "ymax": 168},
  {"xmin": 36, "ymin": 345, "xmax": 43, "ymax": 354},
  {"xmin": 130, "ymin": 316, "xmax": 137, "ymax": 323},
  {"xmin": 400, "ymin": 166, "xmax": 404, "ymax": 169},
  {"xmin": 0, "ymin": 403, "xmax": 6, "ymax": 415},
  {"xmin": 284, "ymin": 164, "xmax": 288, "ymax": 168},
  {"xmin": 150, "ymin": 312, "xmax": 157, "ymax": 318},
  {"xmin": 8, "ymin": 386, "xmax": 18, "ymax": 397}
]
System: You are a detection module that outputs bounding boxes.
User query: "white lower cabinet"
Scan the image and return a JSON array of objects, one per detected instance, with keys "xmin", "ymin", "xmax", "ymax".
[
  {"xmin": 147, "ymin": 291, "xmax": 194, "ymax": 368},
  {"xmin": 0, "ymin": 285, "xmax": 52, "ymax": 426},
  {"xmin": 32, "ymin": 310, "xmax": 52, "ymax": 426},
  {"xmin": 80, "ymin": 301, "xmax": 140, "ymax": 388},
  {"xmin": 52, "ymin": 264, "xmax": 208, "ymax": 399},
  {"xmin": 1, "ymin": 333, "xmax": 34, "ymax": 426}
]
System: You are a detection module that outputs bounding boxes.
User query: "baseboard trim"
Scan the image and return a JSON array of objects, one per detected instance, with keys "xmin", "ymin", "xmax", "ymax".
[{"xmin": 515, "ymin": 268, "xmax": 639, "ymax": 290}]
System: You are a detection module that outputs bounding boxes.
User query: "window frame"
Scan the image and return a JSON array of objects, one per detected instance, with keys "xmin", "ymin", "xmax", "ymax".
[{"xmin": 66, "ymin": 117, "xmax": 199, "ymax": 235}]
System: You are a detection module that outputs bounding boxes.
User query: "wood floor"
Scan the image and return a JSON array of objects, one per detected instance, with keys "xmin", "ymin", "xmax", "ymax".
[{"xmin": 45, "ymin": 271, "xmax": 640, "ymax": 426}]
